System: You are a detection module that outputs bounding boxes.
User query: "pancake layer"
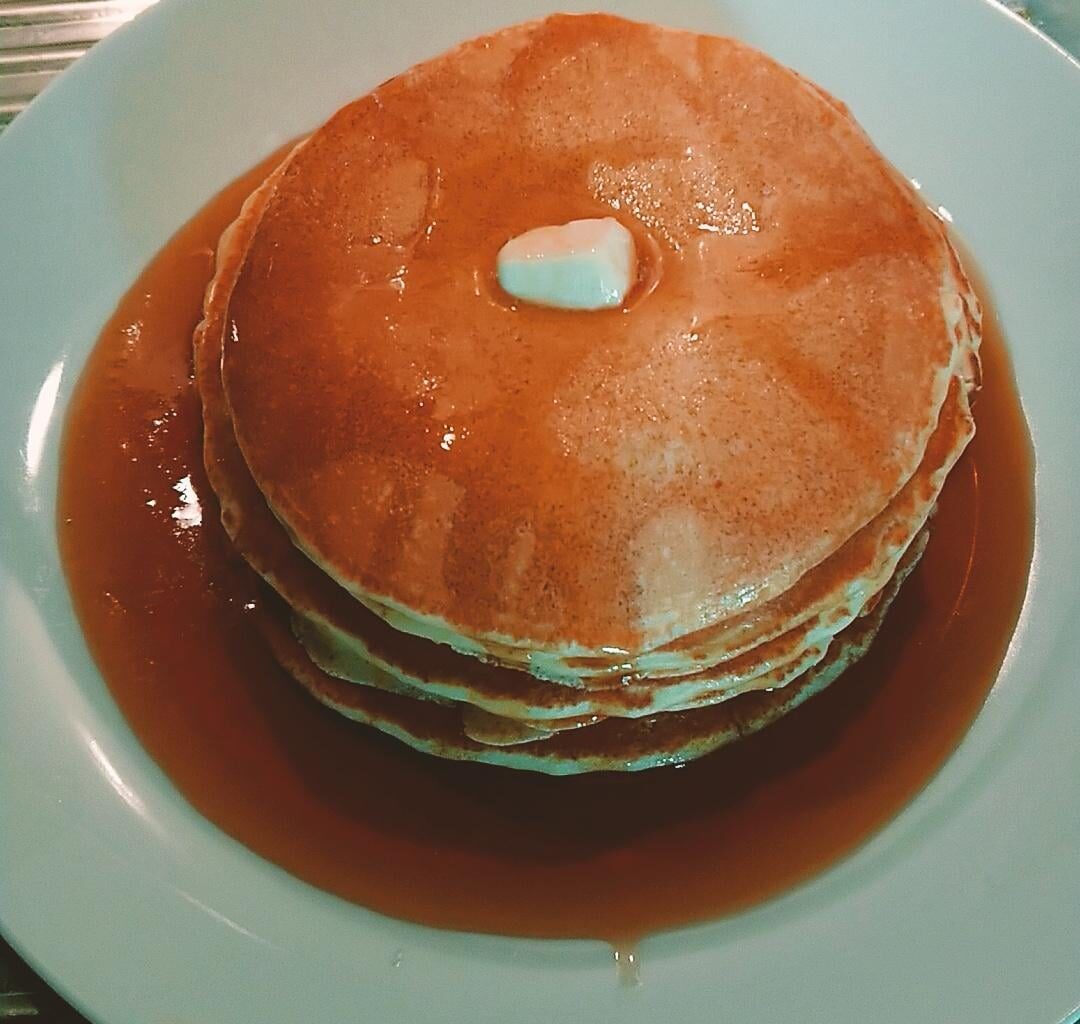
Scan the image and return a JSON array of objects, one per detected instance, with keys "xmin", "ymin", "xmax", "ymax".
[{"xmin": 195, "ymin": 14, "xmax": 979, "ymax": 771}]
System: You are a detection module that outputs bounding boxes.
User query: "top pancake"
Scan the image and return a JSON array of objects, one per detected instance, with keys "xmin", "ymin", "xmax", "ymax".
[{"xmin": 222, "ymin": 13, "xmax": 969, "ymax": 653}]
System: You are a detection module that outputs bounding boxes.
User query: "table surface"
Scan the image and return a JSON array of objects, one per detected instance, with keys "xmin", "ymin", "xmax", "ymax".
[{"xmin": 1, "ymin": 0, "xmax": 1078, "ymax": 1020}]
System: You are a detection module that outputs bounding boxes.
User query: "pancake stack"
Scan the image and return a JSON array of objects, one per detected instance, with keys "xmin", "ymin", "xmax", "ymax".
[{"xmin": 194, "ymin": 14, "xmax": 980, "ymax": 773}]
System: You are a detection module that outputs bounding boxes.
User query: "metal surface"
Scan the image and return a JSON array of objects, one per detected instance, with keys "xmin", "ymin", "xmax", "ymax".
[
  {"xmin": 0, "ymin": 0, "xmax": 156, "ymax": 129},
  {"xmin": 1, "ymin": 936, "xmax": 86, "ymax": 1020}
]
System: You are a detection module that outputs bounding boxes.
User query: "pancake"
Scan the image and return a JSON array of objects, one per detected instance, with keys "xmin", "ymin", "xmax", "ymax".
[
  {"xmin": 194, "ymin": 13, "xmax": 980, "ymax": 770},
  {"xmin": 219, "ymin": 13, "xmax": 976, "ymax": 661},
  {"xmin": 259, "ymin": 529, "xmax": 923, "ymax": 773},
  {"xmin": 289, "ymin": 383, "xmax": 969, "ymax": 704},
  {"xmin": 197, "ymin": 214, "xmax": 969, "ymax": 722}
]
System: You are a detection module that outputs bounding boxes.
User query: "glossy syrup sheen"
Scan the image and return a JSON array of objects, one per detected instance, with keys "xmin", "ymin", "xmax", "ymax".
[
  {"xmin": 223, "ymin": 15, "xmax": 964, "ymax": 651},
  {"xmin": 58, "ymin": 154, "xmax": 1033, "ymax": 942}
]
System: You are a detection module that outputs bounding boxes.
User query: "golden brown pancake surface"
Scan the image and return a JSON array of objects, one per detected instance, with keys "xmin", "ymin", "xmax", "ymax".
[{"xmin": 222, "ymin": 13, "xmax": 966, "ymax": 654}]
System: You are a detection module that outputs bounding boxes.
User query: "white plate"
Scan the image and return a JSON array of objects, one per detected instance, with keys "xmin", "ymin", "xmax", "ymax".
[{"xmin": 1, "ymin": 1, "xmax": 1079, "ymax": 1021}]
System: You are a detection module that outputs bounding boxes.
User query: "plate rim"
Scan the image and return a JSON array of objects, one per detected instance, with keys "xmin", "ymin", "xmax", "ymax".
[{"xmin": 2, "ymin": 1, "xmax": 1080, "ymax": 1022}]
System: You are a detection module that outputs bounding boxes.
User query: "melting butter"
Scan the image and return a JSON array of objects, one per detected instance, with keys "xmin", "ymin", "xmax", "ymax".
[{"xmin": 496, "ymin": 217, "xmax": 635, "ymax": 310}]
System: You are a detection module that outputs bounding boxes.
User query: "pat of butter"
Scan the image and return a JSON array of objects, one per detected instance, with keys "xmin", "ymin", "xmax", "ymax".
[{"xmin": 496, "ymin": 217, "xmax": 636, "ymax": 310}]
